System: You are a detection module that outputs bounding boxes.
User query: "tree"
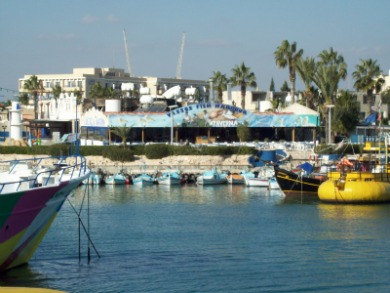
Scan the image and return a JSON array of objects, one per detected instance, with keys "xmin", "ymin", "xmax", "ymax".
[
  {"xmin": 210, "ymin": 71, "xmax": 228, "ymax": 103},
  {"xmin": 110, "ymin": 125, "xmax": 132, "ymax": 147},
  {"xmin": 19, "ymin": 93, "xmax": 29, "ymax": 105},
  {"xmin": 269, "ymin": 77, "xmax": 275, "ymax": 92},
  {"xmin": 332, "ymin": 90, "xmax": 360, "ymax": 136},
  {"xmin": 274, "ymin": 40, "xmax": 303, "ymax": 103},
  {"xmin": 89, "ymin": 82, "xmax": 105, "ymax": 100},
  {"xmin": 230, "ymin": 62, "xmax": 257, "ymax": 110},
  {"xmin": 280, "ymin": 81, "xmax": 290, "ymax": 92},
  {"xmin": 236, "ymin": 123, "xmax": 251, "ymax": 142},
  {"xmin": 23, "ymin": 75, "xmax": 44, "ymax": 119},
  {"xmin": 296, "ymin": 56, "xmax": 317, "ymax": 108},
  {"xmin": 106, "ymin": 87, "xmax": 118, "ymax": 99},
  {"xmin": 313, "ymin": 48, "xmax": 347, "ymax": 144},
  {"xmin": 352, "ymin": 58, "xmax": 384, "ymax": 110},
  {"xmin": 73, "ymin": 88, "xmax": 83, "ymax": 105},
  {"xmin": 51, "ymin": 85, "xmax": 62, "ymax": 100}
]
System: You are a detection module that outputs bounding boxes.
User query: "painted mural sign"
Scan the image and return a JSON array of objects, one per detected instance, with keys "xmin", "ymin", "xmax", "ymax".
[{"xmin": 84, "ymin": 103, "xmax": 319, "ymax": 128}]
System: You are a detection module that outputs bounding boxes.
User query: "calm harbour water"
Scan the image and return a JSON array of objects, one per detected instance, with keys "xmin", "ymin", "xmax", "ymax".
[{"xmin": 1, "ymin": 184, "xmax": 390, "ymax": 293}]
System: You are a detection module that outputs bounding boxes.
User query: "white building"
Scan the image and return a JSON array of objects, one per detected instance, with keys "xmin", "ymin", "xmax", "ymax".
[{"xmin": 18, "ymin": 67, "xmax": 207, "ymax": 103}]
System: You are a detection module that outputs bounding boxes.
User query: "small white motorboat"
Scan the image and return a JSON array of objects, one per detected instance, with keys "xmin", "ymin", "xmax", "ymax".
[{"xmin": 156, "ymin": 171, "xmax": 183, "ymax": 185}]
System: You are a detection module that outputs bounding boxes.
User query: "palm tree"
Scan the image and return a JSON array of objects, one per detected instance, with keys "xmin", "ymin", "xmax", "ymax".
[
  {"xmin": 89, "ymin": 82, "xmax": 107, "ymax": 110},
  {"xmin": 110, "ymin": 125, "xmax": 132, "ymax": 147},
  {"xmin": 352, "ymin": 58, "xmax": 384, "ymax": 111},
  {"xmin": 230, "ymin": 62, "xmax": 257, "ymax": 109},
  {"xmin": 296, "ymin": 57, "xmax": 316, "ymax": 108},
  {"xmin": 332, "ymin": 90, "xmax": 360, "ymax": 136},
  {"xmin": 23, "ymin": 75, "xmax": 44, "ymax": 119},
  {"xmin": 274, "ymin": 40, "xmax": 303, "ymax": 103},
  {"xmin": 210, "ymin": 71, "xmax": 228, "ymax": 103},
  {"xmin": 313, "ymin": 48, "xmax": 348, "ymax": 144},
  {"xmin": 51, "ymin": 85, "xmax": 62, "ymax": 100},
  {"xmin": 106, "ymin": 87, "xmax": 118, "ymax": 99},
  {"xmin": 89, "ymin": 82, "xmax": 105, "ymax": 100},
  {"xmin": 73, "ymin": 88, "xmax": 83, "ymax": 105}
]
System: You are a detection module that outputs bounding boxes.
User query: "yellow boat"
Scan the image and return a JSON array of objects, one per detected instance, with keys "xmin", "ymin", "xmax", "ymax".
[
  {"xmin": 318, "ymin": 159, "xmax": 390, "ymax": 203},
  {"xmin": 0, "ymin": 288, "xmax": 67, "ymax": 293}
]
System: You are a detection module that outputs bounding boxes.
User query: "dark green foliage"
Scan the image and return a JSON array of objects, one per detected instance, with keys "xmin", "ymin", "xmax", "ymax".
[
  {"xmin": 48, "ymin": 144, "xmax": 72, "ymax": 156},
  {"xmin": 102, "ymin": 146, "xmax": 134, "ymax": 162},
  {"xmin": 79, "ymin": 146, "xmax": 104, "ymax": 156},
  {"xmin": 0, "ymin": 144, "xmax": 255, "ymax": 159},
  {"xmin": 129, "ymin": 145, "xmax": 146, "ymax": 156},
  {"xmin": 170, "ymin": 145, "xmax": 201, "ymax": 156},
  {"xmin": 236, "ymin": 124, "xmax": 251, "ymax": 142},
  {"xmin": 145, "ymin": 144, "xmax": 171, "ymax": 159}
]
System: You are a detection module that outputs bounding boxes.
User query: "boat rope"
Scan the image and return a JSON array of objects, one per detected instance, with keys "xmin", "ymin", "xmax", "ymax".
[{"xmin": 66, "ymin": 184, "xmax": 101, "ymax": 260}]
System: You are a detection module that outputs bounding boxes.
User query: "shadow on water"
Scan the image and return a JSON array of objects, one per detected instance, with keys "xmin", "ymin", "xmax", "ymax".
[{"xmin": 0, "ymin": 264, "xmax": 45, "ymax": 288}]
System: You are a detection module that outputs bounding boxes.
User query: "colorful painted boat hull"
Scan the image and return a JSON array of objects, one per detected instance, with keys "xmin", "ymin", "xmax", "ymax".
[
  {"xmin": 226, "ymin": 174, "xmax": 245, "ymax": 185},
  {"xmin": 274, "ymin": 166, "xmax": 325, "ymax": 196},
  {"xmin": 0, "ymin": 156, "xmax": 90, "ymax": 271}
]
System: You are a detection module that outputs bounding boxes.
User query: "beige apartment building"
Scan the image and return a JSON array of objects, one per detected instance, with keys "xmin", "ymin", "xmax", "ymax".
[{"xmin": 18, "ymin": 67, "xmax": 208, "ymax": 102}]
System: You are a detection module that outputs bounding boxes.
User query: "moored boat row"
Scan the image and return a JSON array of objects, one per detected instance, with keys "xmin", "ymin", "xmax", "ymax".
[{"xmin": 84, "ymin": 167, "xmax": 281, "ymax": 189}]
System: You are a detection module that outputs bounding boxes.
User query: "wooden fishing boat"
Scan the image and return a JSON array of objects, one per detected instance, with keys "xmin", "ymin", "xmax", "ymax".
[{"xmin": 273, "ymin": 165, "xmax": 327, "ymax": 196}]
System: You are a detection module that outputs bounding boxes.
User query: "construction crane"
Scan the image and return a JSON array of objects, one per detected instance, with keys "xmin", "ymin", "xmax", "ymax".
[
  {"xmin": 123, "ymin": 29, "xmax": 132, "ymax": 76},
  {"xmin": 175, "ymin": 32, "xmax": 186, "ymax": 79}
]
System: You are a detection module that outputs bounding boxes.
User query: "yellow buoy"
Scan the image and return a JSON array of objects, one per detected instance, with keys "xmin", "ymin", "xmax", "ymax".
[{"xmin": 318, "ymin": 180, "xmax": 390, "ymax": 203}]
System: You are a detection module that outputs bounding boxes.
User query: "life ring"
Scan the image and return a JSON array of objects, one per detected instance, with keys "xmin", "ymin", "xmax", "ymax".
[{"xmin": 309, "ymin": 154, "xmax": 318, "ymax": 163}]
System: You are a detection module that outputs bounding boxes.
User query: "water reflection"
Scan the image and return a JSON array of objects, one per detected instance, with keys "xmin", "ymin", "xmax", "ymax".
[
  {"xmin": 318, "ymin": 203, "xmax": 390, "ymax": 220},
  {"xmin": 73, "ymin": 184, "xmax": 287, "ymax": 205},
  {"xmin": 0, "ymin": 264, "xmax": 44, "ymax": 287}
]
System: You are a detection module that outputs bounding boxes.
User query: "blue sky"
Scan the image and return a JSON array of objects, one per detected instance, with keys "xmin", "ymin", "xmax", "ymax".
[{"xmin": 1, "ymin": 0, "xmax": 390, "ymax": 100}]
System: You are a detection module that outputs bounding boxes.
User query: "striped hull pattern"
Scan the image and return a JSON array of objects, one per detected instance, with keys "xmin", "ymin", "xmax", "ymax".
[{"xmin": 0, "ymin": 178, "xmax": 84, "ymax": 271}]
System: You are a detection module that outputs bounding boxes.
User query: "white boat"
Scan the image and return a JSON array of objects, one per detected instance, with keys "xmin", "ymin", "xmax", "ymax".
[
  {"xmin": 245, "ymin": 166, "xmax": 275, "ymax": 187},
  {"xmin": 197, "ymin": 168, "xmax": 228, "ymax": 185},
  {"xmin": 227, "ymin": 170, "xmax": 255, "ymax": 185},
  {"xmin": 156, "ymin": 171, "xmax": 183, "ymax": 185},
  {"xmin": 0, "ymin": 155, "xmax": 90, "ymax": 271},
  {"xmin": 245, "ymin": 176, "xmax": 270, "ymax": 187},
  {"xmin": 132, "ymin": 173, "xmax": 155, "ymax": 186},
  {"xmin": 83, "ymin": 171, "xmax": 102, "ymax": 185},
  {"xmin": 104, "ymin": 173, "xmax": 128, "ymax": 185}
]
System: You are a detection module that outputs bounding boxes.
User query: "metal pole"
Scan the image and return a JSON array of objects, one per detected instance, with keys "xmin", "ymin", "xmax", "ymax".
[
  {"xmin": 168, "ymin": 105, "xmax": 177, "ymax": 144},
  {"xmin": 328, "ymin": 108, "xmax": 331, "ymax": 144},
  {"xmin": 327, "ymin": 105, "xmax": 334, "ymax": 145},
  {"xmin": 170, "ymin": 114, "xmax": 174, "ymax": 145}
]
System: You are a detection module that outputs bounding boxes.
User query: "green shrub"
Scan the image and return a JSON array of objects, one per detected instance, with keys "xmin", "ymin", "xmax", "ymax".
[
  {"xmin": 145, "ymin": 144, "xmax": 170, "ymax": 159},
  {"xmin": 101, "ymin": 146, "xmax": 135, "ymax": 162}
]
